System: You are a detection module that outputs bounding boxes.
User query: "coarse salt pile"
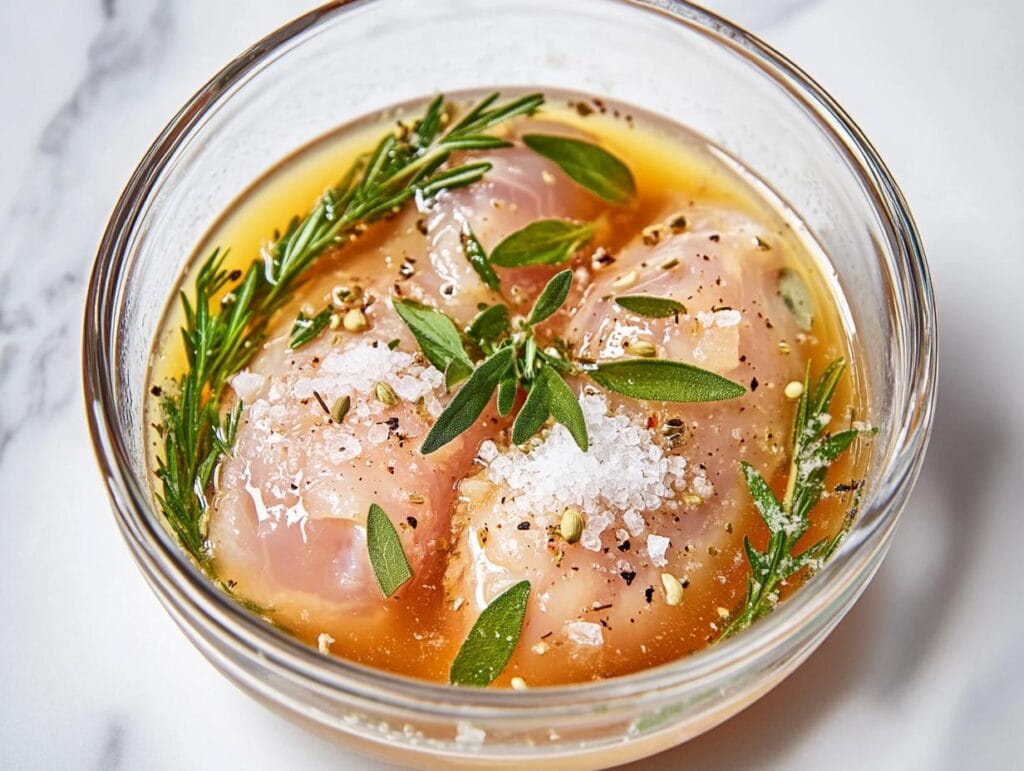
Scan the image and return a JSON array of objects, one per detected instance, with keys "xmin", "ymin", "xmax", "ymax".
[
  {"xmin": 477, "ymin": 393, "xmax": 688, "ymax": 551},
  {"xmin": 289, "ymin": 341, "xmax": 444, "ymax": 411},
  {"xmin": 231, "ymin": 340, "xmax": 445, "ymax": 467}
]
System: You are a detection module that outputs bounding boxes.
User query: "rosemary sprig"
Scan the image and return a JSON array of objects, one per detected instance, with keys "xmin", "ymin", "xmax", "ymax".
[
  {"xmin": 717, "ymin": 359, "xmax": 861, "ymax": 640},
  {"xmin": 155, "ymin": 92, "xmax": 544, "ymax": 564}
]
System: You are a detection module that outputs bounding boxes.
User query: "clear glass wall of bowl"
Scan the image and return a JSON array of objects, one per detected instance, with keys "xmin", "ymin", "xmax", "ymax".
[{"xmin": 84, "ymin": 0, "xmax": 935, "ymax": 766}]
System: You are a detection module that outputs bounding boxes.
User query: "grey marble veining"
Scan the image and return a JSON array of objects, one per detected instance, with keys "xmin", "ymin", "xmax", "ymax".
[
  {"xmin": 0, "ymin": 0, "xmax": 173, "ymax": 460},
  {"xmin": 1, "ymin": 1, "xmax": 1022, "ymax": 769}
]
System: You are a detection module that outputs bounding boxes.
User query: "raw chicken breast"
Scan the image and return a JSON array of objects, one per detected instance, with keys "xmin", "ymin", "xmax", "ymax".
[
  {"xmin": 207, "ymin": 134, "xmax": 600, "ymax": 639},
  {"xmin": 442, "ymin": 201, "xmax": 811, "ymax": 684}
]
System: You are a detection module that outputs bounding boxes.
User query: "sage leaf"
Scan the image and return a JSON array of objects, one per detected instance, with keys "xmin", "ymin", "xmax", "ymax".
[
  {"xmin": 444, "ymin": 358, "xmax": 473, "ymax": 390},
  {"xmin": 509, "ymin": 366, "xmax": 588, "ymax": 450},
  {"xmin": 497, "ymin": 375, "xmax": 518, "ymax": 417},
  {"xmin": 366, "ymin": 503, "xmax": 413, "ymax": 598},
  {"xmin": 467, "ymin": 304, "xmax": 510, "ymax": 344},
  {"xmin": 588, "ymin": 359, "xmax": 746, "ymax": 402},
  {"xmin": 421, "ymin": 347, "xmax": 514, "ymax": 454},
  {"xmin": 449, "ymin": 580, "xmax": 531, "ymax": 686},
  {"xmin": 526, "ymin": 269, "xmax": 573, "ymax": 326},
  {"xmin": 511, "ymin": 376, "xmax": 550, "ymax": 445},
  {"xmin": 542, "ymin": 367, "xmax": 588, "ymax": 451},
  {"xmin": 778, "ymin": 268, "xmax": 814, "ymax": 330},
  {"xmin": 490, "ymin": 219, "xmax": 593, "ymax": 267},
  {"xmin": 460, "ymin": 224, "xmax": 502, "ymax": 293},
  {"xmin": 289, "ymin": 306, "xmax": 332, "ymax": 349},
  {"xmin": 394, "ymin": 299, "xmax": 473, "ymax": 375},
  {"xmin": 615, "ymin": 294, "xmax": 686, "ymax": 319},
  {"xmin": 522, "ymin": 134, "xmax": 636, "ymax": 205}
]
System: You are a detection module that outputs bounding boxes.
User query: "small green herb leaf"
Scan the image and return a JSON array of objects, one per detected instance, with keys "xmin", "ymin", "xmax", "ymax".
[
  {"xmin": 741, "ymin": 462, "xmax": 787, "ymax": 534},
  {"xmin": 289, "ymin": 306, "xmax": 332, "ymax": 349},
  {"xmin": 496, "ymin": 375, "xmax": 518, "ymax": 417},
  {"xmin": 778, "ymin": 268, "xmax": 814, "ymax": 330},
  {"xmin": 450, "ymin": 580, "xmax": 531, "ymax": 686},
  {"xmin": 542, "ymin": 367, "xmax": 588, "ymax": 451},
  {"xmin": 421, "ymin": 347, "xmax": 514, "ymax": 454},
  {"xmin": 588, "ymin": 359, "xmax": 746, "ymax": 402},
  {"xmin": 509, "ymin": 366, "xmax": 588, "ymax": 450},
  {"xmin": 527, "ymin": 269, "xmax": 574, "ymax": 326},
  {"xmin": 394, "ymin": 299, "xmax": 473, "ymax": 375},
  {"xmin": 615, "ymin": 295, "xmax": 686, "ymax": 318},
  {"xmin": 467, "ymin": 304, "xmax": 511, "ymax": 344},
  {"xmin": 444, "ymin": 359, "xmax": 473, "ymax": 390},
  {"xmin": 490, "ymin": 220, "xmax": 593, "ymax": 267},
  {"xmin": 511, "ymin": 376, "xmax": 550, "ymax": 445},
  {"xmin": 522, "ymin": 134, "xmax": 636, "ymax": 205},
  {"xmin": 460, "ymin": 224, "xmax": 502, "ymax": 293},
  {"xmin": 366, "ymin": 503, "xmax": 413, "ymax": 598}
]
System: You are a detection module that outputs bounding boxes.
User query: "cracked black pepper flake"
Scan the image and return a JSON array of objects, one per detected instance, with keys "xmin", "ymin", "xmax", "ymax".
[{"xmin": 620, "ymin": 571, "xmax": 637, "ymax": 586}]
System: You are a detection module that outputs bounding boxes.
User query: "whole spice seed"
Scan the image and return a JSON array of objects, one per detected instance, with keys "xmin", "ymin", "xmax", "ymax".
[
  {"xmin": 330, "ymin": 395, "xmax": 351, "ymax": 423},
  {"xmin": 628, "ymin": 339, "xmax": 657, "ymax": 358},
  {"xmin": 661, "ymin": 573, "xmax": 684, "ymax": 606},
  {"xmin": 374, "ymin": 381, "xmax": 399, "ymax": 406},
  {"xmin": 560, "ymin": 507, "xmax": 585, "ymax": 544},
  {"xmin": 343, "ymin": 308, "xmax": 369, "ymax": 332},
  {"xmin": 784, "ymin": 380, "xmax": 804, "ymax": 399}
]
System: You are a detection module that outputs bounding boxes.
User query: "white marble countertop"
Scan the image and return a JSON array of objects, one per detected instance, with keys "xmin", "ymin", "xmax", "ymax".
[{"xmin": 2, "ymin": 1, "xmax": 1021, "ymax": 768}]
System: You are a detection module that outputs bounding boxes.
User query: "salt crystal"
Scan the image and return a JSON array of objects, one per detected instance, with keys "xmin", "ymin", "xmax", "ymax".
[
  {"xmin": 565, "ymin": 620, "xmax": 604, "ymax": 647},
  {"xmin": 230, "ymin": 370, "xmax": 266, "ymax": 402},
  {"xmin": 691, "ymin": 472, "xmax": 715, "ymax": 499},
  {"xmin": 581, "ymin": 510, "xmax": 613, "ymax": 552},
  {"xmin": 623, "ymin": 510, "xmax": 646, "ymax": 537},
  {"xmin": 647, "ymin": 534, "xmax": 671, "ymax": 567},
  {"xmin": 366, "ymin": 423, "xmax": 390, "ymax": 445}
]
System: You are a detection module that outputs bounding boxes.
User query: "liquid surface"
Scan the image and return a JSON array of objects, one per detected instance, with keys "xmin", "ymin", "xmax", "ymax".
[{"xmin": 148, "ymin": 92, "xmax": 867, "ymax": 686}]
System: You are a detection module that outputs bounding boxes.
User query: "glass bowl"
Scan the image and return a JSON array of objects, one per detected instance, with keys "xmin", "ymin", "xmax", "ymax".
[{"xmin": 82, "ymin": 0, "xmax": 936, "ymax": 767}]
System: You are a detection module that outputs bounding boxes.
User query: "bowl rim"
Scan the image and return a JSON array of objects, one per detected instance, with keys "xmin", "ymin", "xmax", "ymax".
[{"xmin": 82, "ymin": 0, "xmax": 937, "ymax": 721}]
